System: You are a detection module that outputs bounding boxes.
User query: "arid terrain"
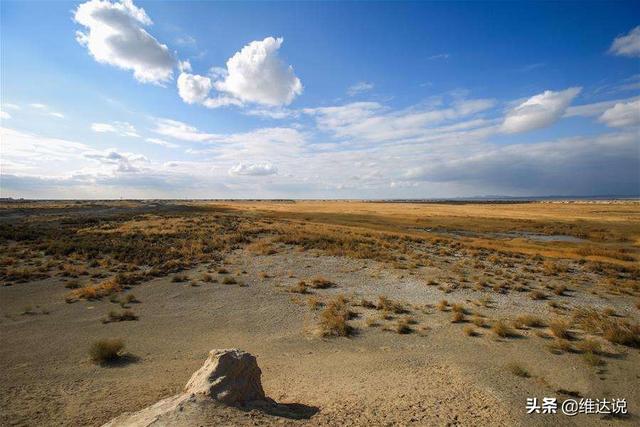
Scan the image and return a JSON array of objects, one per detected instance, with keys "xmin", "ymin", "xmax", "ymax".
[{"xmin": 1, "ymin": 200, "xmax": 638, "ymax": 426}]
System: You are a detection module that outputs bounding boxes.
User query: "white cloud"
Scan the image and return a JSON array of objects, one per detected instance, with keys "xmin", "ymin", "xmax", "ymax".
[
  {"xmin": 177, "ymin": 72, "xmax": 212, "ymax": 104},
  {"xmin": 305, "ymin": 97, "xmax": 496, "ymax": 143},
  {"xmin": 501, "ymin": 87, "xmax": 581, "ymax": 133},
  {"xmin": 74, "ymin": 0, "xmax": 175, "ymax": 84},
  {"xmin": 146, "ymin": 137, "xmax": 179, "ymax": 148},
  {"xmin": 28, "ymin": 103, "xmax": 65, "ymax": 118},
  {"xmin": 214, "ymin": 37, "xmax": 302, "ymax": 106},
  {"xmin": 1, "ymin": 111, "xmax": 11, "ymax": 120},
  {"xmin": 599, "ymin": 100, "xmax": 640, "ymax": 128},
  {"xmin": 84, "ymin": 149, "xmax": 148, "ymax": 172},
  {"xmin": 91, "ymin": 121, "xmax": 139, "ymax": 137},
  {"xmin": 347, "ymin": 81, "xmax": 374, "ymax": 96},
  {"xmin": 428, "ymin": 53, "xmax": 450, "ymax": 60},
  {"xmin": 2, "ymin": 103, "xmax": 20, "ymax": 110},
  {"xmin": 609, "ymin": 26, "xmax": 640, "ymax": 58},
  {"xmin": 228, "ymin": 162, "xmax": 277, "ymax": 176}
]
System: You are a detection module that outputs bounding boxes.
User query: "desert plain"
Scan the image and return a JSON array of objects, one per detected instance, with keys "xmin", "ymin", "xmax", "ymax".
[{"xmin": 0, "ymin": 200, "xmax": 638, "ymax": 426}]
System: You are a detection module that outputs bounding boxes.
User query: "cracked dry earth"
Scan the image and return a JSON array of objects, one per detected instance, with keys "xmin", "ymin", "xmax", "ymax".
[{"xmin": 2, "ymin": 242, "xmax": 639, "ymax": 426}]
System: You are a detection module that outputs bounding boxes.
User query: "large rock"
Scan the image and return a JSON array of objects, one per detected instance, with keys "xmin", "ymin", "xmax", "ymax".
[
  {"xmin": 103, "ymin": 349, "xmax": 271, "ymax": 427},
  {"xmin": 184, "ymin": 349, "xmax": 270, "ymax": 405}
]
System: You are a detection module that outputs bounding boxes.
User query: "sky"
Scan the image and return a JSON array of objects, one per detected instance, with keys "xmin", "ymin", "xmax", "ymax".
[{"xmin": 1, "ymin": 0, "xmax": 639, "ymax": 199}]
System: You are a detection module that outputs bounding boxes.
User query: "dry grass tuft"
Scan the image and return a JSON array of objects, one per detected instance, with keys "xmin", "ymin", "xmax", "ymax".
[
  {"xmin": 492, "ymin": 320, "xmax": 517, "ymax": 338},
  {"xmin": 89, "ymin": 339, "xmax": 124, "ymax": 364},
  {"xmin": 103, "ymin": 309, "xmax": 138, "ymax": 323},
  {"xmin": 319, "ymin": 296, "xmax": 353, "ymax": 337},
  {"xmin": 506, "ymin": 363, "xmax": 530, "ymax": 378},
  {"xmin": 377, "ymin": 295, "xmax": 408, "ymax": 314},
  {"xmin": 549, "ymin": 318, "xmax": 572, "ymax": 340},
  {"xmin": 222, "ymin": 276, "xmax": 237, "ymax": 285},
  {"xmin": 513, "ymin": 314, "xmax": 545, "ymax": 329},
  {"xmin": 451, "ymin": 311, "xmax": 465, "ymax": 323},
  {"xmin": 436, "ymin": 299, "xmax": 449, "ymax": 311},
  {"xmin": 395, "ymin": 317, "xmax": 413, "ymax": 334},
  {"xmin": 463, "ymin": 325, "xmax": 478, "ymax": 337},
  {"xmin": 310, "ymin": 276, "xmax": 336, "ymax": 289},
  {"xmin": 290, "ymin": 281, "xmax": 309, "ymax": 294}
]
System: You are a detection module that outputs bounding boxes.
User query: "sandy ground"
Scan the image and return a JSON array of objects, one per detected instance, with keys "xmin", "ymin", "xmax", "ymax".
[{"xmin": 1, "ymin": 244, "xmax": 638, "ymax": 426}]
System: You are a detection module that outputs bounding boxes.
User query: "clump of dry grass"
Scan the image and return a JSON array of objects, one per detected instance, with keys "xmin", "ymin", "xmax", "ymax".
[
  {"xmin": 171, "ymin": 273, "xmax": 189, "ymax": 283},
  {"xmin": 582, "ymin": 351, "xmax": 604, "ymax": 366},
  {"xmin": 377, "ymin": 295, "xmax": 408, "ymax": 314},
  {"xmin": 201, "ymin": 273, "xmax": 214, "ymax": 283},
  {"xmin": 89, "ymin": 339, "xmax": 124, "ymax": 364},
  {"xmin": 451, "ymin": 311, "xmax": 465, "ymax": 323},
  {"xmin": 572, "ymin": 307, "xmax": 640, "ymax": 347},
  {"xmin": 472, "ymin": 315, "xmax": 488, "ymax": 328},
  {"xmin": 463, "ymin": 325, "xmax": 478, "ymax": 337},
  {"xmin": 529, "ymin": 290, "xmax": 547, "ymax": 300},
  {"xmin": 543, "ymin": 260, "xmax": 568, "ymax": 275},
  {"xmin": 217, "ymin": 267, "xmax": 229, "ymax": 274},
  {"xmin": 547, "ymin": 339, "xmax": 573, "ymax": 354},
  {"xmin": 222, "ymin": 276, "xmax": 237, "ymax": 285},
  {"xmin": 103, "ymin": 309, "xmax": 138, "ymax": 323},
  {"xmin": 247, "ymin": 240, "xmax": 277, "ymax": 255},
  {"xmin": 395, "ymin": 317, "xmax": 413, "ymax": 334},
  {"xmin": 67, "ymin": 277, "xmax": 122, "ymax": 301},
  {"xmin": 506, "ymin": 363, "xmax": 530, "ymax": 378},
  {"xmin": 436, "ymin": 299, "xmax": 449, "ymax": 311},
  {"xmin": 307, "ymin": 296, "xmax": 323, "ymax": 310},
  {"xmin": 553, "ymin": 284, "xmax": 567, "ymax": 296},
  {"xmin": 513, "ymin": 314, "xmax": 545, "ymax": 329},
  {"xmin": 549, "ymin": 318, "xmax": 572, "ymax": 339},
  {"xmin": 575, "ymin": 338, "xmax": 602, "ymax": 354},
  {"xmin": 290, "ymin": 281, "xmax": 309, "ymax": 294},
  {"xmin": 358, "ymin": 299, "xmax": 376, "ymax": 309},
  {"xmin": 310, "ymin": 276, "xmax": 336, "ymax": 289},
  {"xmin": 492, "ymin": 320, "xmax": 517, "ymax": 338},
  {"xmin": 319, "ymin": 296, "xmax": 353, "ymax": 337}
]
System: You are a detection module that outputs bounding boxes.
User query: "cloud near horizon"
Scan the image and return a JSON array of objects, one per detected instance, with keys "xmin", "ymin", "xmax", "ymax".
[{"xmin": 501, "ymin": 87, "xmax": 581, "ymax": 133}]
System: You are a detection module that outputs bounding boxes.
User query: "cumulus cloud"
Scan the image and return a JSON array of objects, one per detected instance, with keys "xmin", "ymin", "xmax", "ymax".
[
  {"xmin": 599, "ymin": 100, "xmax": 640, "ymax": 128},
  {"xmin": 91, "ymin": 121, "xmax": 139, "ymax": 137},
  {"xmin": 146, "ymin": 137, "xmax": 179, "ymax": 148},
  {"xmin": 228, "ymin": 162, "xmax": 277, "ymax": 176},
  {"xmin": 74, "ymin": 0, "xmax": 175, "ymax": 84},
  {"xmin": 214, "ymin": 37, "xmax": 302, "ymax": 106},
  {"xmin": 501, "ymin": 87, "xmax": 581, "ymax": 133},
  {"xmin": 176, "ymin": 72, "xmax": 213, "ymax": 104},
  {"xmin": 347, "ymin": 81, "xmax": 374, "ymax": 96},
  {"xmin": 1, "ymin": 111, "xmax": 11, "ymax": 120},
  {"xmin": 609, "ymin": 26, "xmax": 640, "ymax": 58}
]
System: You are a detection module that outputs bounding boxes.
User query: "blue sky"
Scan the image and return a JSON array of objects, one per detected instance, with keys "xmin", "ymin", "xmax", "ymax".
[{"xmin": 1, "ymin": 0, "xmax": 639, "ymax": 198}]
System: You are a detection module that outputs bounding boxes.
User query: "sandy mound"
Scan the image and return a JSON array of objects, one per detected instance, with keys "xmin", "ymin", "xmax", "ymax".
[{"xmin": 103, "ymin": 349, "xmax": 280, "ymax": 427}]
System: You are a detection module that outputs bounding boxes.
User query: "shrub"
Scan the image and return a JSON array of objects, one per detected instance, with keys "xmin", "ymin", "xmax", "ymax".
[
  {"xmin": 451, "ymin": 311, "xmax": 465, "ymax": 323},
  {"xmin": 529, "ymin": 290, "xmax": 547, "ymax": 300},
  {"xmin": 463, "ymin": 325, "xmax": 478, "ymax": 336},
  {"xmin": 307, "ymin": 296, "xmax": 323, "ymax": 310},
  {"xmin": 310, "ymin": 276, "xmax": 336, "ymax": 289},
  {"xmin": 395, "ymin": 317, "xmax": 413, "ymax": 334},
  {"xmin": 549, "ymin": 319, "xmax": 572, "ymax": 339},
  {"xmin": 319, "ymin": 296, "xmax": 353, "ymax": 337},
  {"xmin": 172, "ymin": 273, "xmax": 189, "ymax": 283},
  {"xmin": 201, "ymin": 273, "xmax": 214, "ymax": 283},
  {"xmin": 222, "ymin": 276, "xmax": 237, "ymax": 285},
  {"xmin": 103, "ymin": 309, "xmax": 138, "ymax": 323},
  {"xmin": 553, "ymin": 285, "xmax": 567, "ymax": 296},
  {"xmin": 507, "ymin": 363, "xmax": 530, "ymax": 378},
  {"xmin": 377, "ymin": 295, "xmax": 408, "ymax": 314},
  {"xmin": 290, "ymin": 281, "xmax": 308, "ymax": 294},
  {"xmin": 89, "ymin": 339, "xmax": 124, "ymax": 364},
  {"xmin": 436, "ymin": 299, "xmax": 449, "ymax": 311},
  {"xmin": 513, "ymin": 315, "xmax": 545, "ymax": 329},
  {"xmin": 492, "ymin": 320, "xmax": 516, "ymax": 338}
]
